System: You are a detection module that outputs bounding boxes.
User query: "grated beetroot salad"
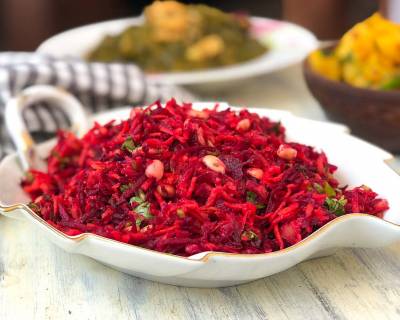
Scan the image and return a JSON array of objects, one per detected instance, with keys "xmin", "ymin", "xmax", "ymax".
[{"xmin": 22, "ymin": 99, "xmax": 389, "ymax": 256}]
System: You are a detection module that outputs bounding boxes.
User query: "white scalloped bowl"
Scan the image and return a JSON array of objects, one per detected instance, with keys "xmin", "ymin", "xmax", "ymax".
[
  {"xmin": 37, "ymin": 17, "xmax": 317, "ymax": 87},
  {"xmin": 1, "ymin": 104, "xmax": 400, "ymax": 287}
]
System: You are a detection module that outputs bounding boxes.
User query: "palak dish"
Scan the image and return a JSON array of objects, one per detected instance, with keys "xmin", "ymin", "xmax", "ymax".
[{"xmin": 87, "ymin": 1, "xmax": 267, "ymax": 72}]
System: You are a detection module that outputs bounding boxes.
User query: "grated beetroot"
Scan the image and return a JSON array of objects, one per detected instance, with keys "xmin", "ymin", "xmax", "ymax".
[{"xmin": 22, "ymin": 99, "xmax": 389, "ymax": 256}]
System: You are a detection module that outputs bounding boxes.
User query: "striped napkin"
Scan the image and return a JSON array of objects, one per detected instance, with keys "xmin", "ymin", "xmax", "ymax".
[{"xmin": 0, "ymin": 52, "xmax": 196, "ymax": 159}]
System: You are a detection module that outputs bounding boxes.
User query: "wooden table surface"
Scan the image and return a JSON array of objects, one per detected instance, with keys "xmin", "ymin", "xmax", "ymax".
[{"xmin": 1, "ymin": 65, "xmax": 400, "ymax": 320}]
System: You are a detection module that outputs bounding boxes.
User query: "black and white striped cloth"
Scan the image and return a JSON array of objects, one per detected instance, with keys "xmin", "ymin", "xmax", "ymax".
[{"xmin": 0, "ymin": 52, "xmax": 196, "ymax": 159}]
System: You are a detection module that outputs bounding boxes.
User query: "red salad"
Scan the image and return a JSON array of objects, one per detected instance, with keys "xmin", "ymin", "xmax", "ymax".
[{"xmin": 22, "ymin": 99, "xmax": 389, "ymax": 256}]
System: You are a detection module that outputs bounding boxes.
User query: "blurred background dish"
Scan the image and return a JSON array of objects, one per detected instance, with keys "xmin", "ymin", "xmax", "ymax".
[
  {"xmin": 308, "ymin": 13, "xmax": 400, "ymax": 90},
  {"xmin": 304, "ymin": 57, "xmax": 400, "ymax": 153},
  {"xmin": 0, "ymin": 0, "xmax": 378, "ymax": 51},
  {"xmin": 304, "ymin": 12, "xmax": 400, "ymax": 153},
  {"xmin": 38, "ymin": 15, "xmax": 317, "ymax": 87},
  {"xmin": 87, "ymin": 2, "xmax": 268, "ymax": 73}
]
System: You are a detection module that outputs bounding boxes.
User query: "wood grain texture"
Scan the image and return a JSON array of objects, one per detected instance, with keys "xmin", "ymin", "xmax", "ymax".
[
  {"xmin": 1, "ymin": 217, "xmax": 399, "ymax": 320},
  {"xmin": 1, "ymin": 65, "xmax": 399, "ymax": 320}
]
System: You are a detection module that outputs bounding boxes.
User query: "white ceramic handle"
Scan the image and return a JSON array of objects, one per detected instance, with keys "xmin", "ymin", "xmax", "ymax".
[{"xmin": 4, "ymin": 85, "xmax": 88, "ymax": 171}]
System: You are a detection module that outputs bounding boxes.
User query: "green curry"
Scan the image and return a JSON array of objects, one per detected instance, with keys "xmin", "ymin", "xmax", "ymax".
[{"xmin": 87, "ymin": 1, "xmax": 267, "ymax": 72}]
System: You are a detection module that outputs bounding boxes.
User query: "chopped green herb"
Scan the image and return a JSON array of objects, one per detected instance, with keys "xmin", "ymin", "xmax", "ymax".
[
  {"xmin": 130, "ymin": 189, "xmax": 148, "ymax": 213},
  {"xmin": 119, "ymin": 183, "xmax": 131, "ymax": 193},
  {"xmin": 130, "ymin": 196, "xmax": 143, "ymax": 204},
  {"xmin": 27, "ymin": 202, "xmax": 40, "ymax": 212},
  {"xmin": 134, "ymin": 202, "xmax": 153, "ymax": 219},
  {"xmin": 121, "ymin": 136, "xmax": 137, "ymax": 152},
  {"xmin": 313, "ymin": 182, "xmax": 336, "ymax": 197},
  {"xmin": 323, "ymin": 182, "xmax": 336, "ymax": 197},
  {"xmin": 246, "ymin": 191, "xmax": 266, "ymax": 209},
  {"xmin": 241, "ymin": 230, "xmax": 258, "ymax": 241},
  {"xmin": 136, "ymin": 217, "xmax": 143, "ymax": 229},
  {"xmin": 246, "ymin": 191, "xmax": 257, "ymax": 203},
  {"xmin": 324, "ymin": 196, "xmax": 347, "ymax": 216},
  {"xmin": 271, "ymin": 121, "xmax": 281, "ymax": 135},
  {"xmin": 313, "ymin": 183, "xmax": 324, "ymax": 193}
]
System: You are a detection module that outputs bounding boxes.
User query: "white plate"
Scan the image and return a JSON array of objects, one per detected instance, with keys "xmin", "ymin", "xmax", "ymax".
[
  {"xmin": 1, "ymin": 101, "xmax": 400, "ymax": 287},
  {"xmin": 37, "ymin": 16, "xmax": 318, "ymax": 86}
]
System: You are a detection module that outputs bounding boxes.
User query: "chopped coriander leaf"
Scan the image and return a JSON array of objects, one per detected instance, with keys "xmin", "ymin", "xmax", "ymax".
[
  {"xmin": 313, "ymin": 182, "xmax": 336, "ymax": 197},
  {"xmin": 246, "ymin": 191, "xmax": 266, "ymax": 210},
  {"xmin": 271, "ymin": 122, "xmax": 281, "ymax": 135},
  {"xmin": 134, "ymin": 202, "xmax": 153, "ymax": 219},
  {"xmin": 313, "ymin": 183, "xmax": 324, "ymax": 193},
  {"xmin": 323, "ymin": 182, "xmax": 336, "ymax": 197},
  {"xmin": 120, "ymin": 183, "xmax": 131, "ymax": 193},
  {"xmin": 325, "ymin": 196, "xmax": 347, "ymax": 216},
  {"xmin": 27, "ymin": 202, "xmax": 40, "ymax": 212},
  {"xmin": 121, "ymin": 136, "xmax": 137, "ymax": 152},
  {"xmin": 246, "ymin": 191, "xmax": 257, "ymax": 203},
  {"xmin": 130, "ymin": 196, "xmax": 143, "ymax": 204},
  {"xmin": 136, "ymin": 217, "xmax": 143, "ymax": 229}
]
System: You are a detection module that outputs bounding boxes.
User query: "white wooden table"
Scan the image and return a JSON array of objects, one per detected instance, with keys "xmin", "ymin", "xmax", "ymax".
[{"xmin": 1, "ymin": 65, "xmax": 400, "ymax": 320}]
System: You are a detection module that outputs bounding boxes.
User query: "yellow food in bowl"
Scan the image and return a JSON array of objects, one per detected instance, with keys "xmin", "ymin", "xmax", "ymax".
[{"xmin": 309, "ymin": 13, "xmax": 400, "ymax": 90}]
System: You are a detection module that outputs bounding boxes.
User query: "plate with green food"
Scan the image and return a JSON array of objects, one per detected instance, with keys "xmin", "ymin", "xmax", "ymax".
[{"xmin": 37, "ymin": 1, "xmax": 317, "ymax": 86}]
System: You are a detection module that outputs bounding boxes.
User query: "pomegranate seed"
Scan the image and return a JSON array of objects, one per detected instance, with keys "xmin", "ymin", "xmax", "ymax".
[
  {"xmin": 202, "ymin": 155, "xmax": 226, "ymax": 174},
  {"xmin": 277, "ymin": 144, "xmax": 297, "ymax": 160},
  {"xmin": 145, "ymin": 160, "xmax": 164, "ymax": 180},
  {"xmin": 247, "ymin": 168, "xmax": 263, "ymax": 179},
  {"xmin": 236, "ymin": 118, "xmax": 250, "ymax": 132}
]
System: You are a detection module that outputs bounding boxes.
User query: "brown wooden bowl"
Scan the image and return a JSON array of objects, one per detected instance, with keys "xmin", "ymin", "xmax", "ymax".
[{"xmin": 303, "ymin": 57, "xmax": 400, "ymax": 153}]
